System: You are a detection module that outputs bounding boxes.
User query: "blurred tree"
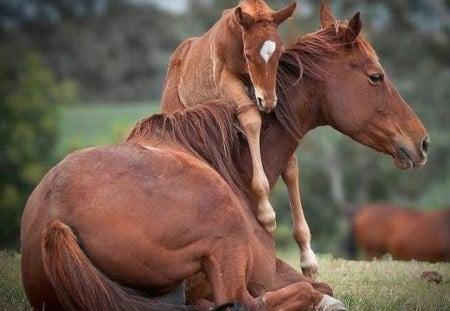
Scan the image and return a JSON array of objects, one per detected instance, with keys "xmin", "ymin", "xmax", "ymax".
[
  {"xmin": 0, "ymin": 0, "xmax": 448, "ymax": 254},
  {"xmin": 0, "ymin": 45, "xmax": 75, "ymax": 249}
]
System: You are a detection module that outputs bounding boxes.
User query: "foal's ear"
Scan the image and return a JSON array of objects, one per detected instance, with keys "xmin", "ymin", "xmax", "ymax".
[
  {"xmin": 344, "ymin": 12, "xmax": 361, "ymax": 44},
  {"xmin": 273, "ymin": 2, "xmax": 297, "ymax": 25},
  {"xmin": 234, "ymin": 7, "xmax": 255, "ymax": 29},
  {"xmin": 320, "ymin": 1, "xmax": 335, "ymax": 29}
]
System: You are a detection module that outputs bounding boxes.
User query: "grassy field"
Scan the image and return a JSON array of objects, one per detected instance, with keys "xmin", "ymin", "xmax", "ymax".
[
  {"xmin": 278, "ymin": 251, "xmax": 450, "ymax": 311},
  {"xmin": 2, "ymin": 250, "xmax": 449, "ymax": 311},
  {"xmin": 56, "ymin": 103, "xmax": 159, "ymax": 158}
]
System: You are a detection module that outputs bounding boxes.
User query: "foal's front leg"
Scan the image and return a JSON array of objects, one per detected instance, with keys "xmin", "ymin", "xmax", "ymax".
[
  {"xmin": 219, "ymin": 70, "xmax": 275, "ymax": 233},
  {"xmin": 237, "ymin": 105, "xmax": 276, "ymax": 233},
  {"xmin": 281, "ymin": 155, "xmax": 318, "ymax": 278}
]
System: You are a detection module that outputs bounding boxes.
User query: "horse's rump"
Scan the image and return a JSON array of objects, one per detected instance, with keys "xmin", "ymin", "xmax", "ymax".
[{"xmin": 21, "ymin": 143, "xmax": 253, "ymax": 309}]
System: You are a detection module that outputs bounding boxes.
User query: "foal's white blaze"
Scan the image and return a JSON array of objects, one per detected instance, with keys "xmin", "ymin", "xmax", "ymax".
[{"xmin": 260, "ymin": 40, "xmax": 276, "ymax": 63}]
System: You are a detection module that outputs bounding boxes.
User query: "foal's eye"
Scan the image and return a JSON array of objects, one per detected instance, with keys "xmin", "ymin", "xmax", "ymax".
[
  {"xmin": 369, "ymin": 73, "xmax": 384, "ymax": 85},
  {"xmin": 245, "ymin": 53, "xmax": 253, "ymax": 61}
]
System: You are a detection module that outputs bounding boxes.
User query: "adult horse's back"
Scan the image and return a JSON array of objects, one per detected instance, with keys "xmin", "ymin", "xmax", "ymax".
[{"xmin": 352, "ymin": 204, "xmax": 450, "ymax": 262}]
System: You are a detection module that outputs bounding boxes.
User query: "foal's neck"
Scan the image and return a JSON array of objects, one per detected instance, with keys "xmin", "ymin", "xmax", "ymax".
[{"xmin": 213, "ymin": 11, "xmax": 248, "ymax": 73}]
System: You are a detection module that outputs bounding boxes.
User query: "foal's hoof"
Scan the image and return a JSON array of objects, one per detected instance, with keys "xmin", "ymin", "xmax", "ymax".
[
  {"xmin": 258, "ymin": 217, "xmax": 276, "ymax": 234},
  {"xmin": 317, "ymin": 295, "xmax": 347, "ymax": 311},
  {"xmin": 257, "ymin": 207, "xmax": 276, "ymax": 234},
  {"xmin": 301, "ymin": 249, "xmax": 319, "ymax": 279},
  {"xmin": 302, "ymin": 265, "xmax": 318, "ymax": 279}
]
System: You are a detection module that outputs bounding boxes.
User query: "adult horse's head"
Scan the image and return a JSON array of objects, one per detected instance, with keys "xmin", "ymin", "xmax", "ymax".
[
  {"xmin": 234, "ymin": 0, "xmax": 296, "ymax": 112},
  {"xmin": 317, "ymin": 2, "xmax": 429, "ymax": 169}
]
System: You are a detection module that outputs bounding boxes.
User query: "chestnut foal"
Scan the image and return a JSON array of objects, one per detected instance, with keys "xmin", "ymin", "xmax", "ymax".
[{"xmin": 161, "ymin": 0, "xmax": 297, "ymax": 233}]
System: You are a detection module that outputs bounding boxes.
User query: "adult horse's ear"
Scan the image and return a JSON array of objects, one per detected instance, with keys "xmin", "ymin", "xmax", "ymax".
[
  {"xmin": 273, "ymin": 2, "xmax": 297, "ymax": 25},
  {"xmin": 235, "ymin": 7, "xmax": 255, "ymax": 29},
  {"xmin": 320, "ymin": 1, "xmax": 335, "ymax": 28},
  {"xmin": 344, "ymin": 12, "xmax": 361, "ymax": 44}
]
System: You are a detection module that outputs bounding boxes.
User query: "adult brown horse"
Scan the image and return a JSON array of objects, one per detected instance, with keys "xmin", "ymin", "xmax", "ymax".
[
  {"xmin": 185, "ymin": 2, "xmax": 430, "ymax": 301},
  {"xmin": 275, "ymin": 2, "xmax": 428, "ymax": 277},
  {"xmin": 162, "ymin": 0, "xmax": 297, "ymax": 233},
  {"xmin": 273, "ymin": 2, "xmax": 429, "ymax": 277},
  {"xmin": 352, "ymin": 204, "xmax": 450, "ymax": 262},
  {"xmin": 21, "ymin": 101, "xmax": 343, "ymax": 311},
  {"xmin": 21, "ymin": 4, "xmax": 429, "ymax": 311}
]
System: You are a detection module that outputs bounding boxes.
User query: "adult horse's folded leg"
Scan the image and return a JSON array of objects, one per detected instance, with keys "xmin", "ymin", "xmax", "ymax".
[
  {"xmin": 202, "ymin": 239, "xmax": 259, "ymax": 310},
  {"xmin": 274, "ymin": 258, "xmax": 333, "ymax": 296},
  {"xmin": 281, "ymin": 155, "xmax": 318, "ymax": 278},
  {"xmin": 237, "ymin": 106, "xmax": 276, "ymax": 233},
  {"xmin": 262, "ymin": 282, "xmax": 346, "ymax": 311}
]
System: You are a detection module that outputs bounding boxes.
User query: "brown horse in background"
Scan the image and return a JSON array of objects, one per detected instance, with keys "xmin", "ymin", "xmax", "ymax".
[
  {"xmin": 352, "ymin": 204, "xmax": 450, "ymax": 262},
  {"xmin": 162, "ymin": 0, "xmax": 297, "ymax": 233},
  {"xmin": 21, "ymin": 4, "xmax": 429, "ymax": 311}
]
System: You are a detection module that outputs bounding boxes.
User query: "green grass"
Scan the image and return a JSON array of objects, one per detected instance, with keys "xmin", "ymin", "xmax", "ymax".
[
  {"xmin": 3, "ymin": 250, "xmax": 449, "ymax": 310},
  {"xmin": 0, "ymin": 252, "xmax": 27, "ymax": 311},
  {"xmin": 278, "ymin": 251, "xmax": 450, "ymax": 311},
  {"xmin": 56, "ymin": 103, "xmax": 159, "ymax": 158}
]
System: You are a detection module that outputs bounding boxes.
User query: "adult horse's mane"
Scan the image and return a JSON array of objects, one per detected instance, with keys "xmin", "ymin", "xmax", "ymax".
[
  {"xmin": 127, "ymin": 102, "xmax": 247, "ymax": 197},
  {"xmin": 127, "ymin": 22, "xmax": 377, "ymax": 197},
  {"xmin": 275, "ymin": 22, "xmax": 377, "ymax": 139}
]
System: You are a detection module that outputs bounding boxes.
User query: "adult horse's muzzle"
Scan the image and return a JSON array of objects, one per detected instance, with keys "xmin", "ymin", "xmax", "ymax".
[{"xmin": 393, "ymin": 136, "xmax": 429, "ymax": 169}]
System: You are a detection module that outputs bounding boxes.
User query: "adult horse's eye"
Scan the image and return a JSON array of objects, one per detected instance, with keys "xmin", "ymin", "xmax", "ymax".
[{"xmin": 369, "ymin": 73, "xmax": 384, "ymax": 85}]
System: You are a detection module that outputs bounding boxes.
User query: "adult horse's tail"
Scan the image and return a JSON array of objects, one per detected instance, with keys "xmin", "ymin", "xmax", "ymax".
[{"xmin": 41, "ymin": 220, "xmax": 191, "ymax": 311}]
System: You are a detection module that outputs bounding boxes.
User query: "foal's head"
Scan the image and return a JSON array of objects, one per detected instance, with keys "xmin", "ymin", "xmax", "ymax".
[
  {"xmin": 318, "ymin": 3, "xmax": 429, "ymax": 169},
  {"xmin": 234, "ymin": 0, "xmax": 296, "ymax": 112}
]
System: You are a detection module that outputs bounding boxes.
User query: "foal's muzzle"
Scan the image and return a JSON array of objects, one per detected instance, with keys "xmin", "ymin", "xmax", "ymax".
[{"xmin": 255, "ymin": 96, "xmax": 277, "ymax": 113}]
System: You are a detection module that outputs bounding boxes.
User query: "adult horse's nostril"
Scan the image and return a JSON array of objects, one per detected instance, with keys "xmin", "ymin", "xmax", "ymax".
[{"xmin": 421, "ymin": 136, "xmax": 429, "ymax": 153}]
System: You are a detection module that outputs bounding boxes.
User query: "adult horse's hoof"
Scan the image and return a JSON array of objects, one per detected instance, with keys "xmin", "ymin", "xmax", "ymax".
[{"xmin": 316, "ymin": 295, "xmax": 347, "ymax": 311}]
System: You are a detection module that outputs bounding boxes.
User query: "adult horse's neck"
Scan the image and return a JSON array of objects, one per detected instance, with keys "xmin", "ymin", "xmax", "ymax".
[
  {"xmin": 253, "ymin": 29, "xmax": 339, "ymax": 189},
  {"xmin": 243, "ymin": 77, "xmax": 327, "ymax": 190}
]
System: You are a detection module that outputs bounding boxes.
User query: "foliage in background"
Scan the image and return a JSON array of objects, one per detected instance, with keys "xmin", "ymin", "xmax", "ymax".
[
  {"xmin": 0, "ymin": 45, "xmax": 76, "ymax": 249},
  {"xmin": 0, "ymin": 0, "xmax": 449, "ymax": 253}
]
